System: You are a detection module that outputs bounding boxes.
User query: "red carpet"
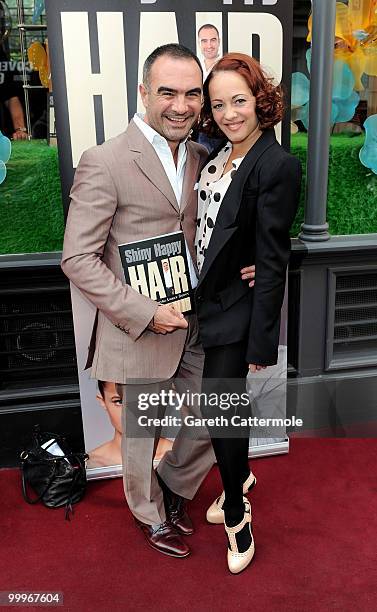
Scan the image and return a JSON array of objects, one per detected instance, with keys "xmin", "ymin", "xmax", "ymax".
[{"xmin": 1, "ymin": 439, "xmax": 377, "ymax": 612}]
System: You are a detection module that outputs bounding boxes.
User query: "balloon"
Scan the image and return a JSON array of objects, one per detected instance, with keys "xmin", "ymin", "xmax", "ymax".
[
  {"xmin": 0, "ymin": 160, "xmax": 6, "ymax": 185},
  {"xmin": 359, "ymin": 113, "xmax": 377, "ymax": 173},
  {"xmin": 38, "ymin": 65, "xmax": 50, "ymax": 88},
  {"xmin": 333, "ymin": 90, "xmax": 360, "ymax": 123},
  {"xmin": 298, "ymin": 100, "xmax": 339, "ymax": 129},
  {"xmin": 297, "ymin": 13, "xmax": 365, "ymax": 131},
  {"xmin": 307, "ymin": 13, "xmax": 312, "ymax": 43},
  {"xmin": 309, "ymin": 0, "xmax": 377, "ymax": 90},
  {"xmin": 331, "ymin": 101, "xmax": 340, "ymax": 125},
  {"xmin": 306, "ymin": 48, "xmax": 312, "ymax": 75},
  {"xmin": 291, "ymin": 72, "xmax": 310, "ymax": 108},
  {"xmin": 343, "ymin": 44, "xmax": 367, "ymax": 89},
  {"xmin": 27, "ymin": 41, "xmax": 50, "ymax": 89},
  {"xmin": 0, "ymin": 131, "xmax": 11, "ymax": 185},
  {"xmin": 333, "ymin": 60, "xmax": 355, "ymax": 99},
  {"xmin": 28, "ymin": 41, "xmax": 47, "ymax": 69},
  {"xmin": 335, "ymin": 1, "xmax": 354, "ymax": 48},
  {"xmin": 0, "ymin": 131, "xmax": 11, "ymax": 164}
]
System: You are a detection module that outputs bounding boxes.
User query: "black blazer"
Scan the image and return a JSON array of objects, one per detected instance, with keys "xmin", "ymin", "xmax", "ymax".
[{"xmin": 194, "ymin": 129, "xmax": 302, "ymax": 366}]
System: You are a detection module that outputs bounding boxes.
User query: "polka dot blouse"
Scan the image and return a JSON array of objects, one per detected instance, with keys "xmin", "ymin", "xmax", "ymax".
[{"xmin": 195, "ymin": 143, "xmax": 244, "ymax": 273}]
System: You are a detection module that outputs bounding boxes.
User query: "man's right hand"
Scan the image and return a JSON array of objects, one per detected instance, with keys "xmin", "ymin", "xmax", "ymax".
[{"xmin": 148, "ymin": 304, "xmax": 188, "ymax": 334}]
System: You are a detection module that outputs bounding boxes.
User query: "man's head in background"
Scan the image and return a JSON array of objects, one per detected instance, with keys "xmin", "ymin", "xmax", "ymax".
[{"xmin": 198, "ymin": 24, "xmax": 220, "ymax": 63}]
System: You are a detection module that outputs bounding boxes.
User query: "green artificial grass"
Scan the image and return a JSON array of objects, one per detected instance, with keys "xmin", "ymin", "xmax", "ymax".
[
  {"xmin": 290, "ymin": 132, "xmax": 377, "ymax": 237},
  {"xmin": 0, "ymin": 140, "xmax": 64, "ymax": 254},
  {"xmin": 0, "ymin": 134, "xmax": 376, "ymax": 255}
]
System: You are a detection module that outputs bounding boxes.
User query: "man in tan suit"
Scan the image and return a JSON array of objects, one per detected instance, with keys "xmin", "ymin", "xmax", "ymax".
[{"xmin": 61, "ymin": 44, "xmax": 215, "ymax": 558}]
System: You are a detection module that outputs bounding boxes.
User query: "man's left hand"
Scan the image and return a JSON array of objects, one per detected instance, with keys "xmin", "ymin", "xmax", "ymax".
[
  {"xmin": 12, "ymin": 130, "xmax": 28, "ymax": 140},
  {"xmin": 240, "ymin": 265, "xmax": 255, "ymax": 287}
]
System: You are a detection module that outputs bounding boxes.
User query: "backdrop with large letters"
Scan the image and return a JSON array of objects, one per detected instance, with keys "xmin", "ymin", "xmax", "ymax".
[{"xmin": 46, "ymin": 0, "xmax": 294, "ymax": 478}]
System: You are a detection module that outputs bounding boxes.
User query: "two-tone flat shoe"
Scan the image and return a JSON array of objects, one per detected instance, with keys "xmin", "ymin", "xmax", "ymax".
[
  {"xmin": 224, "ymin": 499, "xmax": 255, "ymax": 574},
  {"xmin": 206, "ymin": 471, "xmax": 257, "ymax": 524}
]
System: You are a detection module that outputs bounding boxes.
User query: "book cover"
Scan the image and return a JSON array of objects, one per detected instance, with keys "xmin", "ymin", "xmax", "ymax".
[{"xmin": 119, "ymin": 231, "xmax": 193, "ymax": 313}]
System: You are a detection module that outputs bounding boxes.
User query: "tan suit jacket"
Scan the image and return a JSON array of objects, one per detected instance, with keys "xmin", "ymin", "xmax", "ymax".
[{"xmin": 61, "ymin": 120, "xmax": 208, "ymax": 383}]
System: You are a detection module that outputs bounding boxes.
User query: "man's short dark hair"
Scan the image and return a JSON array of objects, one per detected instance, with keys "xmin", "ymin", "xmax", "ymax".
[
  {"xmin": 197, "ymin": 24, "xmax": 220, "ymax": 39},
  {"xmin": 142, "ymin": 43, "xmax": 203, "ymax": 87}
]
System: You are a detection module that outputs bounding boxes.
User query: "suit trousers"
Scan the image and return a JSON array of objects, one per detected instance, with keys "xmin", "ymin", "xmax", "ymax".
[
  {"xmin": 202, "ymin": 341, "xmax": 251, "ymax": 524},
  {"xmin": 121, "ymin": 314, "xmax": 215, "ymax": 525}
]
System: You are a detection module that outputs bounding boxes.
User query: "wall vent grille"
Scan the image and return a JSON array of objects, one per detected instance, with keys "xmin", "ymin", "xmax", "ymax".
[
  {"xmin": 331, "ymin": 270, "xmax": 377, "ymax": 365},
  {"xmin": 0, "ymin": 267, "xmax": 77, "ymax": 390}
]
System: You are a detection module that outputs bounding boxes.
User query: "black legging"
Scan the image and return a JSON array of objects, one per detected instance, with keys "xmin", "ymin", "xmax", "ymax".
[{"xmin": 202, "ymin": 341, "xmax": 251, "ymax": 526}]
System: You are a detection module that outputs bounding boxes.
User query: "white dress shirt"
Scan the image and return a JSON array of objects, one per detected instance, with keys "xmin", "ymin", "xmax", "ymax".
[{"xmin": 133, "ymin": 113, "xmax": 198, "ymax": 288}]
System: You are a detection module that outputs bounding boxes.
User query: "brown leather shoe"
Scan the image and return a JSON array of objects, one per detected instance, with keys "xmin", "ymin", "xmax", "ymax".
[
  {"xmin": 135, "ymin": 518, "xmax": 190, "ymax": 558},
  {"xmin": 167, "ymin": 496, "xmax": 194, "ymax": 536},
  {"xmin": 156, "ymin": 473, "xmax": 194, "ymax": 536}
]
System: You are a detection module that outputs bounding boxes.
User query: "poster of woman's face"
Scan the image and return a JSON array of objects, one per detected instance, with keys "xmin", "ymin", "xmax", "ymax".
[{"xmin": 87, "ymin": 380, "xmax": 172, "ymax": 470}]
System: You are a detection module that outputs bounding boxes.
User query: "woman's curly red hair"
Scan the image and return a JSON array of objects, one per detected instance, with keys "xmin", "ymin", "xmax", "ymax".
[{"xmin": 200, "ymin": 52, "xmax": 284, "ymax": 138}]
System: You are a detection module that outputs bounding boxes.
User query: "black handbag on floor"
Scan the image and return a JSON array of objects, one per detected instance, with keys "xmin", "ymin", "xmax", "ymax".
[{"xmin": 20, "ymin": 426, "xmax": 88, "ymax": 520}]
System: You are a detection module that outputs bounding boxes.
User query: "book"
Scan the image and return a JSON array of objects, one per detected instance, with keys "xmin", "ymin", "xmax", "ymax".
[{"xmin": 118, "ymin": 231, "xmax": 193, "ymax": 313}]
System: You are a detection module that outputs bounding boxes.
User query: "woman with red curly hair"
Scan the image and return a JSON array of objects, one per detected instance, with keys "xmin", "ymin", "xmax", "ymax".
[{"xmin": 194, "ymin": 53, "xmax": 301, "ymax": 574}]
